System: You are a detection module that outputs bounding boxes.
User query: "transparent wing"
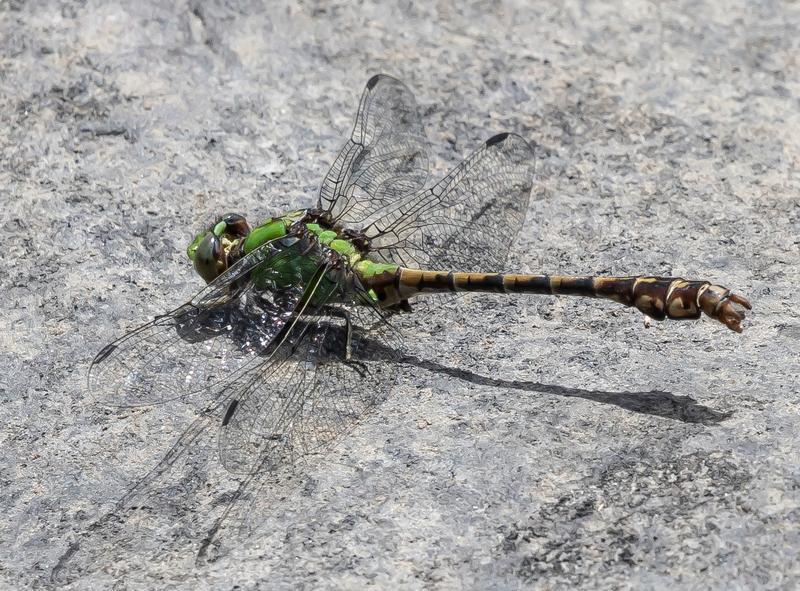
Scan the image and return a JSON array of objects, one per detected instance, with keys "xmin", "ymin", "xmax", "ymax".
[
  {"xmin": 217, "ymin": 283, "xmax": 402, "ymax": 476},
  {"xmin": 57, "ymin": 258, "xmax": 398, "ymax": 579},
  {"xmin": 88, "ymin": 236, "xmax": 327, "ymax": 407},
  {"xmin": 365, "ymin": 132, "xmax": 536, "ymax": 271},
  {"xmin": 194, "ymin": 297, "xmax": 401, "ymax": 558},
  {"xmin": 317, "ymin": 74, "xmax": 429, "ymax": 227}
]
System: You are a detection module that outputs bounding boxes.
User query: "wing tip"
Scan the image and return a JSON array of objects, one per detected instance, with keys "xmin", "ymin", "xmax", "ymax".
[
  {"xmin": 93, "ymin": 343, "xmax": 118, "ymax": 364},
  {"xmin": 486, "ymin": 132, "xmax": 511, "ymax": 147},
  {"xmin": 366, "ymin": 74, "xmax": 383, "ymax": 90},
  {"xmin": 486, "ymin": 132, "xmax": 538, "ymax": 163},
  {"xmin": 222, "ymin": 399, "xmax": 239, "ymax": 426}
]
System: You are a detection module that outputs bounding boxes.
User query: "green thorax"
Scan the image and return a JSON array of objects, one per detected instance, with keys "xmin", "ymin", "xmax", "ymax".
[{"xmin": 242, "ymin": 210, "xmax": 399, "ymax": 283}]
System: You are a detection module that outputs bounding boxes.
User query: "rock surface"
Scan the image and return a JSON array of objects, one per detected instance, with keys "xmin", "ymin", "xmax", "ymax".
[{"xmin": 2, "ymin": 1, "xmax": 799, "ymax": 589}]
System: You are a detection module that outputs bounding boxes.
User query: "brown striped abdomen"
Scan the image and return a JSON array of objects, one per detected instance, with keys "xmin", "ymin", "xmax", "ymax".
[{"xmin": 364, "ymin": 269, "xmax": 751, "ymax": 332}]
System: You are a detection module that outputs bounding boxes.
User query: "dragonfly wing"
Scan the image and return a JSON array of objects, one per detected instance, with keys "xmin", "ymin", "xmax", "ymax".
[
  {"xmin": 217, "ymin": 286, "xmax": 402, "ymax": 475},
  {"xmin": 195, "ymin": 299, "xmax": 402, "ymax": 559},
  {"xmin": 317, "ymin": 74, "xmax": 429, "ymax": 227},
  {"xmin": 292, "ymin": 306, "xmax": 400, "ymax": 456},
  {"xmin": 366, "ymin": 132, "xmax": 536, "ymax": 271},
  {"xmin": 88, "ymin": 236, "xmax": 325, "ymax": 407}
]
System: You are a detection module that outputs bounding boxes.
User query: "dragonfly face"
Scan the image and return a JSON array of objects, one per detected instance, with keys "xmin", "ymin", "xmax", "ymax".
[{"xmin": 186, "ymin": 213, "xmax": 251, "ymax": 283}]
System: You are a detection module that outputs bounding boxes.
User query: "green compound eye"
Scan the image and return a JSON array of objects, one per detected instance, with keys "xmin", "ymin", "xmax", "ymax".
[
  {"xmin": 192, "ymin": 233, "xmax": 224, "ymax": 283},
  {"xmin": 213, "ymin": 220, "xmax": 228, "ymax": 237},
  {"xmin": 221, "ymin": 214, "xmax": 251, "ymax": 238},
  {"xmin": 188, "ymin": 214, "xmax": 251, "ymax": 263},
  {"xmin": 186, "ymin": 232, "xmax": 205, "ymax": 261}
]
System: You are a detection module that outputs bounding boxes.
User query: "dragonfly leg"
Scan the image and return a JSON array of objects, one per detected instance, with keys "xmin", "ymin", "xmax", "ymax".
[
  {"xmin": 338, "ymin": 311, "xmax": 370, "ymax": 376},
  {"xmin": 343, "ymin": 308, "xmax": 353, "ymax": 361},
  {"xmin": 335, "ymin": 309, "xmax": 371, "ymax": 377},
  {"xmin": 319, "ymin": 305, "xmax": 355, "ymax": 362}
]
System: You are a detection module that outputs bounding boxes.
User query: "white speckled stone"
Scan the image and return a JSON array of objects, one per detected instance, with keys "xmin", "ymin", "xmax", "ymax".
[{"xmin": 2, "ymin": 1, "xmax": 798, "ymax": 589}]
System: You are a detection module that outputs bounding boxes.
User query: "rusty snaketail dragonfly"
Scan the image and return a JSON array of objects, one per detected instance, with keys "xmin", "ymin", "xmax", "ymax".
[{"xmin": 88, "ymin": 74, "xmax": 751, "ymax": 553}]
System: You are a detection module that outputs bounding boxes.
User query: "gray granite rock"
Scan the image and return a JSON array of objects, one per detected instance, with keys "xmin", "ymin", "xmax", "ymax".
[{"xmin": 2, "ymin": 1, "xmax": 799, "ymax": 589}]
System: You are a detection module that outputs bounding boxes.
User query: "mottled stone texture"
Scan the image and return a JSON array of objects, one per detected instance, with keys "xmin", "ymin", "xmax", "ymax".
[{"xmin": 2, "ymin": 1, "xmax": 799, "ymax": 589}]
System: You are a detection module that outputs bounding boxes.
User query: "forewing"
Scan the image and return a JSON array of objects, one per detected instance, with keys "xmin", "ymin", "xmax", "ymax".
[
  {"xmin": 318, "ymin": 74, "xmax": 429, "ymax": 227},
  {"xmin": 366, "ymin": 132, "xmax": 536, "ymax": 271},
  {"xmin": 88, "ymin": 237, "xmax": 319, "ymax": 407}
]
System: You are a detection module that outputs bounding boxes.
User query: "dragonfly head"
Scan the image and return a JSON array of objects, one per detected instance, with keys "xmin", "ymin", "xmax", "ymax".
[{"xmin": 186, "ymin": 213, "xmax": 251, "ymax": 283}]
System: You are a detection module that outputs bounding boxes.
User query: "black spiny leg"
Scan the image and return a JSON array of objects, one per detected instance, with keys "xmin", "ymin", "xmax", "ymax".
[{"xmin": 320, "ymin": 306, "xmax": 368, "ymax": 377}]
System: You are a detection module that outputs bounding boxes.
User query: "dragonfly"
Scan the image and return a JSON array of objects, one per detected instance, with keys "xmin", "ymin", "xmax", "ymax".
[{"xmin": 88, "ymin": 74, "xmax": 751, "ymax": 547}]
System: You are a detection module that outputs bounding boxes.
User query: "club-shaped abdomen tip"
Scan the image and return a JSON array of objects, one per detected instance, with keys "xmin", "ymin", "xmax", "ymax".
[
  {"xmin": 721, "ymin": 294, "xmax": 752, "ymax": 333},
  {"xmin": 699, "ymin": 286, "xmax": 752, "ymax": 332}
]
